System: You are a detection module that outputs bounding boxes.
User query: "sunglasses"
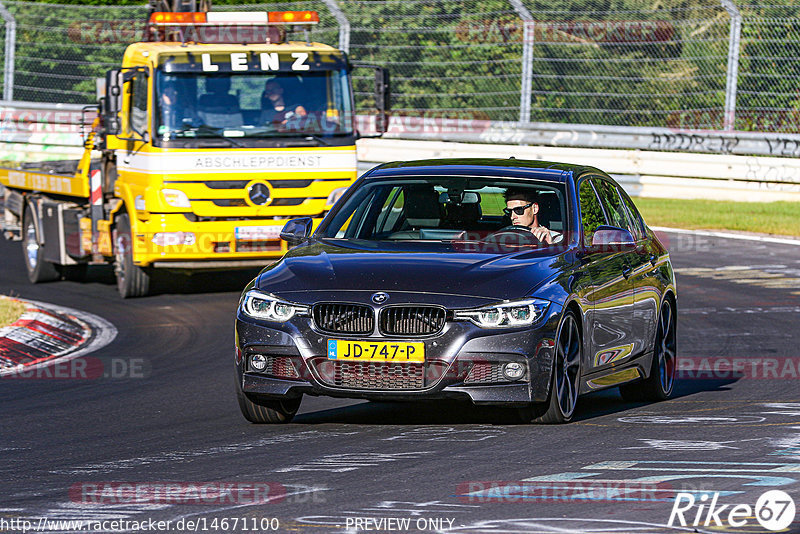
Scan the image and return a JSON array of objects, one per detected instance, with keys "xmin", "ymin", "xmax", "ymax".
[{"xmin": 503, "ymin": 202, "xmax": 534, "ymax": 216}]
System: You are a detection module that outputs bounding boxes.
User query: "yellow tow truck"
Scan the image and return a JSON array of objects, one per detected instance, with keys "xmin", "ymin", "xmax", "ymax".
[{"xmin": 0, "ymin": 3, "xmax": 389, "ymax": 297}]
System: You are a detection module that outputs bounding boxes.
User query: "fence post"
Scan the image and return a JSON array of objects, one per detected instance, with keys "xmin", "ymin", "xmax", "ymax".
[
  {"xmin": 0, "ymin": 0, "xmax": 15, "ymax": 102},
  {"xmin": 509, "ymin": 0, "xmax": 533, "ymax": 125},
  {"xmin": 721, "ymin": 0, "xmax": 741, "ymax": 131},
  {"xmin": 321, "ymin": 0, "xmax": 350, "ymax": 54}
]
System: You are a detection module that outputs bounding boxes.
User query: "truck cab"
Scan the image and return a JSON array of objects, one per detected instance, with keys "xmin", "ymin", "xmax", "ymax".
[{"xmin": 1, "ymin": 8, "xmax": 389, "ymax": 298}]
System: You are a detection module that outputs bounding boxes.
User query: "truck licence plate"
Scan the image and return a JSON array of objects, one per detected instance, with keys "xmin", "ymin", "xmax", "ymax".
[
  {"xmin": 327, "ymin": 340, "xmax": 425, "ymax": 362},
  {"xmin": 235, "ymin": 225, "xmax": 283, "ymax": 241}
]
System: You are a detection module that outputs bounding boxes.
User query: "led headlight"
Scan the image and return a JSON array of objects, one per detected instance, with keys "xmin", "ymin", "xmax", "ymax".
[
  {"xmin": 241, "ymin": 290, "xmax": 309, "ymax": 322},
  {"xmin": 454, "ymin": 298, "xmax": 550, "ymax": 328}
]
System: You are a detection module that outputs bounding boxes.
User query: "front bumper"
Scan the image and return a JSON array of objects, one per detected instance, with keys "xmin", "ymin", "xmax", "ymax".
[
  {"xmin": 129, "ymin": 214, "xmax": 320, "ymax": 267},
  {"xmin": 234, "ymin": 303, "xmax": 562, "ymax": 407}
]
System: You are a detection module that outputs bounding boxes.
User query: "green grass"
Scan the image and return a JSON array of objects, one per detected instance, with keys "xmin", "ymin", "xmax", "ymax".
[
  {"xmin": 0, "ymin": 297, "xmax": 25, "ymax": 328},
  {"xmin": 635, "ymin": 198, "xmax": 800, "ymax": 237}
]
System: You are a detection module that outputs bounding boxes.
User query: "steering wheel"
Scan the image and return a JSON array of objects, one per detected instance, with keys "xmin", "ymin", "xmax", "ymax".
[{"xmin": 482, "ymin": 225, "xmax": 539, "ymax": 247}]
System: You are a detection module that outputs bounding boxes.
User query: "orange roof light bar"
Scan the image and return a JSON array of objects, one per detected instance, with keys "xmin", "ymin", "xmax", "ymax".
[
  {"xmin": 149, "ymin": 11, "xmax": 318, "ymax": 26},
  {"xmin": 149, "ymin": 12, "xmax": 207, "ymax": 25},
  {"xmin": 267, "ymin": 11, "xmax": 319, "ymax": 25}
]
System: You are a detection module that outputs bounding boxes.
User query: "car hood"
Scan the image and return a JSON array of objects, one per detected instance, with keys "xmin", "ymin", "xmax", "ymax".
[{"xmin": 256, "ymin": 239, "xmax": 567, "ymax": 305}]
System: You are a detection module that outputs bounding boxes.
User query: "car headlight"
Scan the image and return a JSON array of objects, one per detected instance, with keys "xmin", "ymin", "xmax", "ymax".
[
  {"xmin": 453, "ymin": 298, "xmax": 550, "ymax": 328},
  {"xmin": 241, "ymin": 290, "xmax": 309, "ymax": 322},
  {"xmin": 162, "ymin": 188, "xmax": 191, "ymax": 208}
]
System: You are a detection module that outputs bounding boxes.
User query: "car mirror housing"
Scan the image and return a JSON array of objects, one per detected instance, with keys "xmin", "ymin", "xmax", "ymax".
[
  {"xmin": 588, "ymin": 226, "xmax": 636, "ymax": 253},
  {"xmin": 280, "ymin": 217, "xmax": 313, "ymax": 246}
]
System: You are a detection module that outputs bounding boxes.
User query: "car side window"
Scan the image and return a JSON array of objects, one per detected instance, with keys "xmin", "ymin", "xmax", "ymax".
[
  {"xmin": 578, "ymin": 179, "xmax": 607, "ymax": 245},
  {"xmin": 594, "ymin": 179, "xmax": 634, "ymax": 235},
  {"xmin": 375, "ymin": 186, "xmax": 405, "ymax": 235},
  {"xmin": 617, "ymin": 187, "xmax": 646, "ymax": 241}
]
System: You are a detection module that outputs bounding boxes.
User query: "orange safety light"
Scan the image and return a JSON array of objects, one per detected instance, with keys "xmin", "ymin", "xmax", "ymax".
[
  {"xmin": 149, "ymin": 12, "xmax": 207, "ymax": 25},
  {"xmin": 267, "ymin": 11, "xmax": 319, "ymax": 24}
]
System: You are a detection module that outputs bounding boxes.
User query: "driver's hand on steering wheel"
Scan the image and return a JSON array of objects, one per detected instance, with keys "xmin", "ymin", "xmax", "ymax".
[{"xmin": 531, "ymin": 225, "xmax": 553, "ymax": 244}]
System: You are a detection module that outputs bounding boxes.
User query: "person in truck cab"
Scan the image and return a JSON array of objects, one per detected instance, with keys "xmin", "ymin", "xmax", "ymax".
[{"xmin": 261, "ymin": 78, "xmax": 307, "ymax": 128}]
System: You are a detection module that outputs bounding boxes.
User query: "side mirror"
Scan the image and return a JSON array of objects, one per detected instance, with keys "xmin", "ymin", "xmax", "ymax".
[
  {"xmin": 351, "ymin": 63, "xmax": 391, "ymax": 135},
  {"xmin": 280, "ymin": 217, "xmax": 313, "ymax": 247},
  {"xmin": 103, "ymin": 69, "xmax": 122, "ymax": 135},
  {"xmin": 588, "ymin": 226, "xmax": 636, "ymax": 253}
]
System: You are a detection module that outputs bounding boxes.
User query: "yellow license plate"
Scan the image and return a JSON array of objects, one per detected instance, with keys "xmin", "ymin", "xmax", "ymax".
[{"xmin": 327, "ymin": 339, "xmax": 425, "ymax": 362}]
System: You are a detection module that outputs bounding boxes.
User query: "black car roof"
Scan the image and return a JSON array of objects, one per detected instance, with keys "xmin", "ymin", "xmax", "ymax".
[{"xmin": 365, "ymin": 158, "xmax": 605, "ymax": 183}]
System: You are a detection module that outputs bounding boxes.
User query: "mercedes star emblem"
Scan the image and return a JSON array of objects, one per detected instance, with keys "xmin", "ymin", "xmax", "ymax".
[{"xmin": 248, "ymin": 183, "xmax": 271, "ymax": 206}]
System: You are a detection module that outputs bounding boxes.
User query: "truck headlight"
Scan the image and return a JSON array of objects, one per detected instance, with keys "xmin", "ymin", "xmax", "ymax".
[
  {"xmin": 162, "ymin": 188, "xmax": 191, "ymax": 208},
  {"xmin": 454, "ymin": 298, "xmax": 550, "ymax": 328},
  {"xmin": 325, "ymin": 187, "xmax": 348, "ymax": 208},
  {"xmin": 241, "ymin": 290, "xmax": 309, "ymax": 322}
]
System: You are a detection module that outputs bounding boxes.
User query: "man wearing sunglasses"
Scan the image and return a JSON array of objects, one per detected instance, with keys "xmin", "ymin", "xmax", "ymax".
[{"xmin": 504, "ymin": 189, "xmax": 556, "ymax": 244}]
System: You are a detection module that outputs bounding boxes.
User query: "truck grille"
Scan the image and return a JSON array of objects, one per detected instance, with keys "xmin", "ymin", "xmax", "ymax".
[
  {"xmin": 379, "ymin": 306, "xmax": 446, "ymax": 336},
  {"xmin": 318, "ymin": 361, "xmax": 425, "ymax": 390},
  {"xmin": 313, "ymin": 303, "xmax": 374, "ymax": 334}
]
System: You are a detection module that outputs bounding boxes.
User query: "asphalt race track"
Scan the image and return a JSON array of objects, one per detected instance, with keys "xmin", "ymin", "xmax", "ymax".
[{"xmin": 1, "ymin": 230, "xmax": 800, "ymax": 534}]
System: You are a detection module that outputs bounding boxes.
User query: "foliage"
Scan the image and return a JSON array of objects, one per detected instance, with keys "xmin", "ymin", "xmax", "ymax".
[{"xmin": 1, "ymin": 0, "xmax": 797, "ymax": 131}]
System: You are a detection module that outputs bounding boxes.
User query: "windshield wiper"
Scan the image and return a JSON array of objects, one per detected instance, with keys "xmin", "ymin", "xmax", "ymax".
[{"xmin": 174, "ymin": 124, "xmax": 246, "ymax": 147}]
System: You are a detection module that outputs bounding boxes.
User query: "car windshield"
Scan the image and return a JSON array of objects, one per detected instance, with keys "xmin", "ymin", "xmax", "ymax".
[
  {"xmin": 155, "ymin": 70, "xmax": 353, "ymax": 140},
  {"xmin": 317, "ymin": 176, "xmax": 568, "ymax": 250}
]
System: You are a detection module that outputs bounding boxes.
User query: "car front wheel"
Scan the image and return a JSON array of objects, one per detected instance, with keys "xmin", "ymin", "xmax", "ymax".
[
  {"xmin": 235, "ymin": 375, "xmax": 301, "ymax": 424},
  {"xmin": 521, "ymin": 310, "xmax": 582, "ymax": 424}
]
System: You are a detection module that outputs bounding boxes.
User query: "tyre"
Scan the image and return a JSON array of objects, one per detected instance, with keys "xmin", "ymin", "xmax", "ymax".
[
  {"xmin": 620, "ymin": 297, "xmax": 677, "ymax": 402},
  {"xmin": 520, "ymin": 310, "xmax": 582, "ymax": 424},
  {"xmin": 113, "ymin": 212, "xmax": 151, "ymax": 298},
  {"xmin": 22, "ymin": 207, "xmax": 60, "ymax": 283},
  {"xmin": 235, "ymin": 375, "xmax": 301, "ymax": 424}
]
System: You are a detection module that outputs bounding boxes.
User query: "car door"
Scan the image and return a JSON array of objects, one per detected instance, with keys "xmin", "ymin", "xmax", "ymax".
[
  {"xmin": 592, "ymin": 178, "xmax": 651, "ymax": 359},
  {"xmin": 577, "ymin": 176, "xmax": 636, "ymax": 372},
  {"xmin": 617, "ymin": 185, "xmax": 661, "ymax": 354}
]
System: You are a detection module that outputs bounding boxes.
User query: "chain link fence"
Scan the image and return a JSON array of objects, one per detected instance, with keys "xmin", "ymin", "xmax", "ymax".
[{"xmin": 0, "ymin": 0, "xmax": 798, "ymax": 132}]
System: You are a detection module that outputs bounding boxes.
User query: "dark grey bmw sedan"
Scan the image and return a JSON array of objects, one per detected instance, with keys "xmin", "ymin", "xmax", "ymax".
[{"xmin": 234, "ymin": 159, "xmax": 677, "ymax": 424}]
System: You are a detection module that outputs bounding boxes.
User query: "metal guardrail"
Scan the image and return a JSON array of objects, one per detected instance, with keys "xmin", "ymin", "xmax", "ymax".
[
  {"xmin": 358, "ymin": 138, "xmax": 800, "ymax": 202},
  {"xmin": 379, "ymin": 118, "xmax": 800, "ymax": 159}
]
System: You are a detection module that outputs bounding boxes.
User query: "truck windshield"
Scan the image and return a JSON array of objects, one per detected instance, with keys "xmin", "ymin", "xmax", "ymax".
[{"xmin": 155, "ymin": 70, "xmax": 354, "ymax": 141}]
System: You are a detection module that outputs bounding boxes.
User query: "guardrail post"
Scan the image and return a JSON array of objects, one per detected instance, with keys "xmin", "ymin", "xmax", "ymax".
[
  {"xmin": 509, "ymin": 0, "xmax": 533, "ymax": 126},
  {"xmin": 721, "ymin": 0, "xmax": 741, "ymax": 131},
  {"xmin": 321, "ymin": 0, "xmax": 350, "ymax": 54},
  {"xmin": 0, "ymin": 1, "xmax": 16, "ymax": 102}
]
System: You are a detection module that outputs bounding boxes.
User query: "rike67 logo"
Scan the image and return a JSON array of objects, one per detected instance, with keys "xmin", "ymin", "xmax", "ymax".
[{"xmin": 668, "ymin": 490, "xmax": 796, "ymax": 531}]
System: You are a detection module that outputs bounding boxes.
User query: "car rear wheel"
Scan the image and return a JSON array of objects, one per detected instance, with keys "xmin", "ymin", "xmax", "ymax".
[
  {"xmin": 235, "ymin": 376, "xmax": 301, "ymax": 424},
  {"xmin": 23, "ymin": 207, "xmax": 60, "ymax": 283},
  {"xmin": 619, "ymin": 298, "xmax": 676, "ymax": 402},
  {"xmin": 520, "ymin": 310, "xmax": 582, "ymax": 424},
  {"xmin": 113, "ymin": 212, "xmax": 151, "ymax": 298}
]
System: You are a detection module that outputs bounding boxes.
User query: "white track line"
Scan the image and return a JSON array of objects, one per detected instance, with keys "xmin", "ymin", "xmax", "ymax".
[{"xmin": 652, "ymin": 226, "xmax": 800, "ymax": 246}]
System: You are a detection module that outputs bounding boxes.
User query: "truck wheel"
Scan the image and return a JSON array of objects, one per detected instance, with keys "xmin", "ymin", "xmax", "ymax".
[
  {"xmin": 23, "ymin": 207, "xmax": 60, "ymax": 283},
  {"xmin": 113, "ymin": 212, "xmax": 150, "ymax": 298}
]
